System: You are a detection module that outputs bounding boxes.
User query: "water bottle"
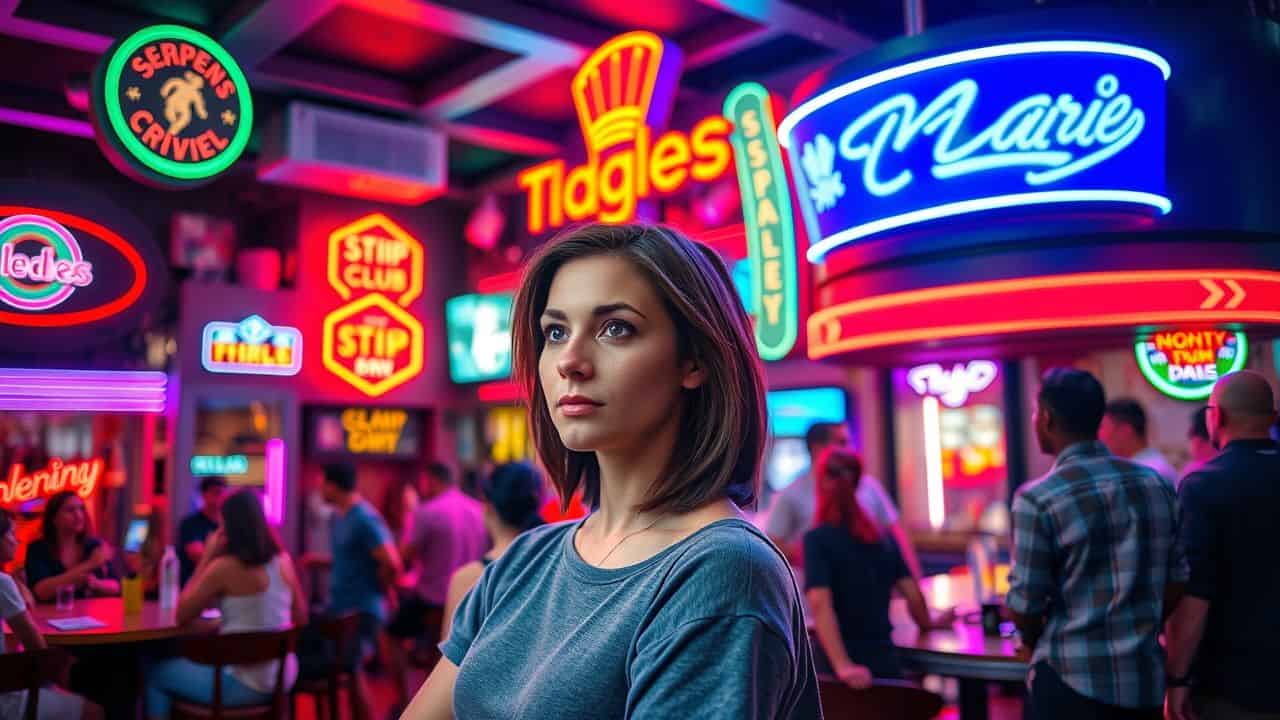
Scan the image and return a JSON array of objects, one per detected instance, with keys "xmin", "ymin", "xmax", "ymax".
[
  {"xmin": 966, "ymin": 535, "xmax": 992, "ymax": 605},
  {"xmin": 159, "ymin": 545, "xmax": 179, "ymax": 609}
]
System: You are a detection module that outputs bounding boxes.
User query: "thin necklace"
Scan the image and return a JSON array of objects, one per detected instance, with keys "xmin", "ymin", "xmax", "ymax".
[{"xmin": 592, "ymin": 514, "xmax": 665, "ymax": 568}]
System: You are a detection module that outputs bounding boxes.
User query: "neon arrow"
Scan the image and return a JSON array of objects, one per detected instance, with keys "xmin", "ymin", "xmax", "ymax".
[
  {"xmin": 1200, "ymin": 279, "xmax": 1224, "ymax": 309},
  {"xmin": 1224, "ymin": 279, "xmax": 1246, "ymax": 309}
]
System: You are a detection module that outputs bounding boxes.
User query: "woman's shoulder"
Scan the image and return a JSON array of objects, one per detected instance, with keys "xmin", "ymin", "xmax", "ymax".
[
  {"xmin": 656, "ymin": 519, "xmax": 799, "ymax": 622},
  {"xmin": 493, "ymin": 520, "xmax": 575, "ymax": 567}
]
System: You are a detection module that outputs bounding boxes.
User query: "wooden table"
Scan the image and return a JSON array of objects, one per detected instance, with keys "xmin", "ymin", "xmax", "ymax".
[
  {"xmin": 889, "ymin": 571, "xmax": 1026, "ymax": 720},
  {"xmin": 4, "ymin": 598, "xmax": 216, "ymax": 646}
]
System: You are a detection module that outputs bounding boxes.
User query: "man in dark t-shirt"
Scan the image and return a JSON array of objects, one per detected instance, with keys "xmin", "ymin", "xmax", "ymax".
[
  {"xmin": 1166, "ymin": 371, "xmax": 1280, "ymax": 719},
  {"xmin": 177, "ymin": 476, "xmax": 226, "ymax": 586}
]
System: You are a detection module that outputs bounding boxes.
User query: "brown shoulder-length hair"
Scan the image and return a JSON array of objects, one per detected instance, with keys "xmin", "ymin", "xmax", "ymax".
[
  {"xmin": 511, "ymin": 223, "xmax": 767, "ymax": 515},
  {"xmin": 221, "ymin": 489, "xmax": 280, "ymax": 567},
  {"xmin": 815, "ymin": 447, "xmax": 880, "ymax": 543}
]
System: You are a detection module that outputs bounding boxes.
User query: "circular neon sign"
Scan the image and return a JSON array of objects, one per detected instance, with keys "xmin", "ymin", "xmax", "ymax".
[
  {"xmin": 0, "ymin": 214, "xmax": 93, "ymax": 310},
  {"xmin": 1135, "ymin": 330, "xmax": 1248, "ymax": 401},
  {"xmin": 92, "ymin": 24, "xmax": 253, "ymax": 188}
]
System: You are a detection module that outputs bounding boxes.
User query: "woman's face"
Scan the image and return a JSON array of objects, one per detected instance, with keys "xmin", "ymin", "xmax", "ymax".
[
  {"xmin": 0, "ymin": 524, "xmax": 17, "ymax": 563},
  {"xmin": 55, "ymin": 496, "xmax": 87, "ymax": 535},
  {"xmin": 538, "ymin": 255, "xmax": 702, "ymax": 455}
]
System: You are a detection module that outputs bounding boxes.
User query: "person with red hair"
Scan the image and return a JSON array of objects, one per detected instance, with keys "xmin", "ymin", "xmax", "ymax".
[{"xmin": 804, "ymin": 446, "xmax": 953, "ymax": 689}]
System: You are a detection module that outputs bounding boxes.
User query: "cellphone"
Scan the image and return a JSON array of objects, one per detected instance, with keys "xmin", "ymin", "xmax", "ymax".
[{"xmin": 123, "ymin": 518, "xmax": 149, "ymax": 553}]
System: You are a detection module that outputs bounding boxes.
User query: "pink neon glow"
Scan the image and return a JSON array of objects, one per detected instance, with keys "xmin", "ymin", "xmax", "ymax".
[
  {"xmin": 0, "ymin": 368, "xmax": 166, "ymax": 413},
  {"xmin": 264, "ymin": 438, "xmax": 285, "ymax": 526}
]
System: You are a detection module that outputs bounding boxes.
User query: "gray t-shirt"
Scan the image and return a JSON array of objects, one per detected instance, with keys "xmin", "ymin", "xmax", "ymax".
[{"xmin": 442, "ymin": 517, "xmax": 823, "ymax": 719}]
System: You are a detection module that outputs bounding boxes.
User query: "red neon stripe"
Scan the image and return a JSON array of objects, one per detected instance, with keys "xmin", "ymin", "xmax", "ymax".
[
  {"xmin": 476, "ymin": 271, "xmax": 522, "ymax": 294},
  {"xmin": 0, "ymin": 206, "xmax": 148, "ymax": 327},
  {"xmin": 477, "ymin": 380, "xmax": 523, "ymax": 403},
  {"xmin": 808, "ymin": 269, "xmax": 1280, "ymax": 358}
]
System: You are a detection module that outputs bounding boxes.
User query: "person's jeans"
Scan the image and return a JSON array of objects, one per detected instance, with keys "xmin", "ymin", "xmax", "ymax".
[
  {"xmin": 144, "ymin": 657, "xmax": 271, "ymax": 718},
  {"xmin": 1025, "ymin": 662, "xmax": 1162, "ymax": 720}
]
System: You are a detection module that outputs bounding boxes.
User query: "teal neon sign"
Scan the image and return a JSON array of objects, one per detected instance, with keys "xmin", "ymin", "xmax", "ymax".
[
  {"xmin": 190, "ymin": 454, "xmax": 248, "ymax": 476},
  {"xmin": 724, "ymin": 82, "xmax": 798, "ymax": 361}
]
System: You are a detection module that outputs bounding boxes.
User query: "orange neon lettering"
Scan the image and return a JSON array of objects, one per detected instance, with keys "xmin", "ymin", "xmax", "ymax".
[
  {"xmin": 689, "ymin": 116, "xmax": 733, "ymax": 182},
  {"xmin": 599, "ymin": 150, "xmax": 637, "ymax": 223},
  {"xmin": 650, "ymin": 131, "xmax": 690, "ymax": 193},
  {"xmin": 517, "ymin": 160, "xmax": 564, "ymax": 234},
  {"xmin": 130, "ymin": 110, "xmax": 154, "ymax": 133},
  {"xmin": 0, "ymin": 457, "xmax": 102, "ymax": 506},
  {"xmin": 564, "ymin": 163, "xmax": 599, "ymax": 220}
]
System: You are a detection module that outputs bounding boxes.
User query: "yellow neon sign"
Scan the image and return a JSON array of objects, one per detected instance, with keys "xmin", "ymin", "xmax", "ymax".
[{"xmin": 518, "ymin": 31, "xmax": 734, "ymax": 234}]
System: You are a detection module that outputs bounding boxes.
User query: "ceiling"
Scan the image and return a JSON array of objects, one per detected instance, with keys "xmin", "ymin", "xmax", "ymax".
[{"xmin": 0, "ymin": 0, "xmax": 1268, "ymax": 195}]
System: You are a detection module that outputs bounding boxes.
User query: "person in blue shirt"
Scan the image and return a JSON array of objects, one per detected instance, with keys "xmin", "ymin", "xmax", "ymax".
[
  {"xmin": 312, "ymin": 462, "xmax": 401, "ymax": 720},
  {"xmin": 402, "ymin": 223, "xmax": 821, "ymax": 720}
]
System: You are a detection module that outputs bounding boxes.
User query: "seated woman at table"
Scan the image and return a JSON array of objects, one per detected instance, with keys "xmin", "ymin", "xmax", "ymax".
[
  {"xmin": 24, "ymin": 491, "xmax": 120, "ymax": 602},
  {"xmin": 1, "ymin": 509, "xmax": 105, "ymax": 720},
  {"xmin": 804, "ymin": 447, "xmax": 954, "ymax": 689},
  {"xmin": 144, "ymin": 489, "xmax": 307, "ymax": 720}
]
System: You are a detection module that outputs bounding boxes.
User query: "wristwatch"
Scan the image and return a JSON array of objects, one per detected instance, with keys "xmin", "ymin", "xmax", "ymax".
[{"xmin": 1166, "ymin": 672, "xmax": 1193, "ymax": 688}]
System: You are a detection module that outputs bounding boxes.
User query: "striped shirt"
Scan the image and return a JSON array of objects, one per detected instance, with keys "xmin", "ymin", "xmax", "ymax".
[{"xmin": 1007, "ymin": 441, "xmax": 1188, "ymax": 709}]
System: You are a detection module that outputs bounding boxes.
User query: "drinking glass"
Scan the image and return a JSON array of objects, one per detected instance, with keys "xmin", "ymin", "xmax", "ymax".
[{"xmin": 55, "ymin": 584, "xmax": 75, "ymax": 612}]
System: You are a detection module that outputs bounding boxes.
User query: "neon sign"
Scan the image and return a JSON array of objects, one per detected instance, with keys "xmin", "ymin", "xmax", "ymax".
[
  {"xmin": 1136, "ymin": 330, "xmax": 1247, "ymax": 401},
  {"xmin": 724, "ymin": 82, "xmax": 798, "ymax": 361},
  {"xmin": 190, "ymin": 454, "xmax": 248, "ymax": 476},
  {"xmin": 908, "ymin": 361, "xmax": 999, "ymax": 407},
  {"xmin": 446, "ymin": 293, "xmax": 512, "ymax": 384},
  {"xmin": 327, "ymin": 213, "xmax": 424, "ymax": 306},
  {"xmin": 323, "ymin": 293, "xmax": 424, "ymax": 397},
  {"xmin": 1, "ymin": 457, "xmax": 102, "ymax": 506},
  {"xmin": 779, "ymin": 41, "xmax": 1171, "ymax": 262},
  {"xmin": 0, "ymin": 207, "xmax": 147, "ymax": 328},
  {"xmin": 0, "ymin": 368, "xmax": 166, "ymax": 413},
  {"xmin": 517, "ymin": 31, "xmax": 733, "ymax": 233},
  {"xmin": 322, "ymin": 214, "xmax": 426, "ymax": 397},
  {"xmin": 202, "ymin": 314, "xmax": 302, "ymax": 376},
  {"xmin": 92, "ymin": 24, "xmax": 252, "ymax": 188}
]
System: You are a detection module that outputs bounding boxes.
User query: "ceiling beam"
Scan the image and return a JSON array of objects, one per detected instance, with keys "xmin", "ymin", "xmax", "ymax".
[
  {"xmin": 440, "ymin": 108, "xmax": 562, "ymax": 156},
  {"xmin": 684, "ymin": 20, "xmax": 782, "ymax": 69},
  {"xmin": 420, "ymin": 55, "xmax": 571, "ymax": 120},
  {"xmin": 219, "ymin": 0, "xmax": 341, "ymax": 69},
  {"xmin": 0, "ymin": 0, "xmax": 110, "ymax": 53},
  {"xmin": 694, "ymin": 0, "xmax": 875, "ymax": 53},
  {"xmin": 255, "ymin": 56, "xmax": 419, "ymax": 111}
]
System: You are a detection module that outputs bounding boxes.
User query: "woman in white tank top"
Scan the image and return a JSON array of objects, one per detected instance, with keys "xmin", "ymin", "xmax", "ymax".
[{"xmin": 144, "ymin": 490, "xmax": 308, "ymax": 720}]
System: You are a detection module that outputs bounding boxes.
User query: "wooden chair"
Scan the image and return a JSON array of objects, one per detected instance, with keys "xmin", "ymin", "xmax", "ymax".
[
  {"xmin": 171, "ymin": 627, "xmax": 298, "ymax": 720},
  {"xmin": 818, "ymin": 677, "xmax": 944, "ymax": 720},
  {"xmin": 0, "ymin": 647, "xmax": 73, "ymax": 720},
  {"xmin": 291, "ymin": 613, "xmax": 359, "ymax": 720}
]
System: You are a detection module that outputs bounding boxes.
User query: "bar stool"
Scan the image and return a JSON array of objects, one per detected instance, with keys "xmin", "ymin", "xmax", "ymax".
[
  {"xmin": 818, "ymin": 677, "xmax": 944, "ymax": 720},
  {"xmin": 291, "ymin": 613, "xmax": 360, "ymax": 720},
  {"xmin": 408, "ymin": 605, "xmax": 444, "ymax": 672}
]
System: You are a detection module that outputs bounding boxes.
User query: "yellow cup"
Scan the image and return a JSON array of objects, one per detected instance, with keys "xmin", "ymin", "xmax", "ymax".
[{"xmin": 123, "ymin": 576, "xmax": 143, "ymax": 614}]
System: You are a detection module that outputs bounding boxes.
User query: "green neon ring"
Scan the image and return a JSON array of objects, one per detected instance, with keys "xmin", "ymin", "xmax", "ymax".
[
  {"xmin": 0, "ymin": 225, "xmax": 74, "ymax": 299},
  {"xmin": 1135, "ymin": 331, "xmax": 1248, "ymax": 401},
  {"xmin": 724, "ymin": 81, "xmax": 799, "ymax": 362},
  {"xmin": 102, "ymin": 24, "xmax": 253, "ymax": 181}
]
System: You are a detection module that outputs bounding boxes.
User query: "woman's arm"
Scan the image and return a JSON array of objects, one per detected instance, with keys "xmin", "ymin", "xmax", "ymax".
[
  {"xmin": 895, "ymin": 577, "xmax": 954, "ymax": 630},
  {"xmin": 441, "ymin": 563, "xmax": 483, "ymax": 644},
  {"xmin": 806, "ymin": 587, "xmax": 872, "ymax": 688},
  {"xmin": 176, "ymin": 557, "xmax": 227, "ymax": 625},
  {"xmin": 278, "ymin": 553, "xmax": 309, "ymax": 628},
  {"xmin": 5, "ymin": 609, "xmax": 47, "ymax": 651},
  {"xmin": 30, "ymin": 544, "xmax": 107, "ymax": 601},
  {"xmin": 401, "ymin": 656, "xmax": 458, "ymax": 720}
]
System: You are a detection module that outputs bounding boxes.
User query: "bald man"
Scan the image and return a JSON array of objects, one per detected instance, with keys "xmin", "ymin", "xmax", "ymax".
[{"xmin": 1165, "ymin": 370, "xmax": 1280, "ymax": 720}]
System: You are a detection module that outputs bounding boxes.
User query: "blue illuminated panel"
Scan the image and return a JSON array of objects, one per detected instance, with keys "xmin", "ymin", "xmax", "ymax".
[
  {"xmin": 778, "ymin": 41, "xmax": 1171, "ymax": 262},
  {"xmin": 766, "ymin": 386, "xmax": 848, "ymax": 437},
  {"xmin": 446, "ymin": 292, "xmax": 513, "ymax": 384}
]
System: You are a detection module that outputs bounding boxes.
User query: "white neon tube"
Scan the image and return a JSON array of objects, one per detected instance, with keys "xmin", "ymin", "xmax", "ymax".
[{"xmin": 922, "ymin": 396, "xmax": 946, "ymax": 531}]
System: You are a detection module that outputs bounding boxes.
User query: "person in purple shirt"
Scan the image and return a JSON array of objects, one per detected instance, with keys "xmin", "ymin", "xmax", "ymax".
[{"xmin": 385, "ymin": 461, "xmax": 488, "ymax": 714}]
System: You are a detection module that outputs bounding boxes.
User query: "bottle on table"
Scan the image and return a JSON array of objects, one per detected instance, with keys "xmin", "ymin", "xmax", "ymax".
[{"xmin": 159, "ymin": 545, "xmax": 179, "ymax": 609}]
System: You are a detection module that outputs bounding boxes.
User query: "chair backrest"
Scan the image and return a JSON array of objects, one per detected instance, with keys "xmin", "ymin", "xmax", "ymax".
[
  {"xmin": 318, "ymin": 612, "xmax": 360, "ymax": 654},
  {"xmin": 818, "ymin": 677, "xmax": 944, "ymax": 720},
  {"xmin": 0, "ymin": 648, "xmax": 72, "ymax": 720},
  {"xmin": 180, "ymin": 627, "xmax": 298, "ymax": 720}
]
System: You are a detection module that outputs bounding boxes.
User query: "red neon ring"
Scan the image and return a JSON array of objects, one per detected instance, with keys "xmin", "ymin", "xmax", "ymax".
[{"xmin": 0, "ymin": 205, "xmax": 148, "ymax": 327}]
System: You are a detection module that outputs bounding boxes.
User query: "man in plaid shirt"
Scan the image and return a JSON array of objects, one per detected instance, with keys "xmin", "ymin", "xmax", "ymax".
[{"xmin": 1008, "ymin": 368, "xmax": 1188, "ymax": 720}]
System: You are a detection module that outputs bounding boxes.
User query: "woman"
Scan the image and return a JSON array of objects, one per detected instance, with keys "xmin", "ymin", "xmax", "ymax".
[
  {"xmin": 804, "ymin": 447, "xmax": 954, "ymax": 689},
  {"xmin": 145, "ymin": 490, "xmax": 307, "ymax": 719},
  {"xmin": 404, "ymin": 223, "xmax": 821, "ymax": 719},
  {"xmin": 24, "ymin": 491, "xmax": 120, "ymax": 602},
  {"xmin": 441, "ymin": 462, "xmax": 545, "ymax": 639},
  {"xmin": 0, "ymin": 509, "xmax": 104, "ymax": 720}
]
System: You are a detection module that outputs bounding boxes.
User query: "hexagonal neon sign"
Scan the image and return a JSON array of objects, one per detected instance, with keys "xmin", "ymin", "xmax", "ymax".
[
  {"xmin": 322, "ymin": 293, "xmax": 424, "ymax": 397},
  {"xmin": 327, "ymin": 213, "xmax": 424, "ymax": 307}
]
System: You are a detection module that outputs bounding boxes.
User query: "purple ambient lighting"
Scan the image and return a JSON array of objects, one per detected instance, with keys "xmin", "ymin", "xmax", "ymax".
[{"xmin": 0, "ymin": 368, "xmax": 166, "ymax": 413}]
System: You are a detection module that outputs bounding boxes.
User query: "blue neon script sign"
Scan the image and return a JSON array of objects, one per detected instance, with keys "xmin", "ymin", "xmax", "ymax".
[{"xmin": 778, "ymin": 41, "xmax": 1171, "ymax": 263}]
